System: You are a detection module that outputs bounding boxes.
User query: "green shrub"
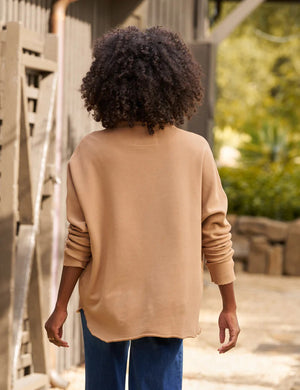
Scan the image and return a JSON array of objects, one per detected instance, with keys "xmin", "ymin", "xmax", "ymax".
[
  {"xmin": 219, "ymin": 163, "xmax": 300, "ymax": 221},
  {"xmin": 237, "ymin": 122, "xmax": 300, "ymax": 167}
]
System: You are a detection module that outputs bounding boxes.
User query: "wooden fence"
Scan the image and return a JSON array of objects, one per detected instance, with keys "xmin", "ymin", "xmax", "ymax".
[
  {"xmin": 0, "ymin": 21, "xmax": 57, "ymax": 390},
  {"xmin": 0, "ymin": 1, "xmax": 109, "ymax": 386}
]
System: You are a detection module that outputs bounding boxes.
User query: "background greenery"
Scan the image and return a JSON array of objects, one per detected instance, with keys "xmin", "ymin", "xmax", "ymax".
[{"xmin": 210, "ymin": 2, "xmax": 300, "ymax": 221}]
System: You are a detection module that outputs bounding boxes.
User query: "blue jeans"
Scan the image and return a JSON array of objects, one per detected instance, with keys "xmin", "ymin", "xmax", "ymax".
[{"xmin": 80, "ymin": 309, "xmax": 183, "ymax": 390}]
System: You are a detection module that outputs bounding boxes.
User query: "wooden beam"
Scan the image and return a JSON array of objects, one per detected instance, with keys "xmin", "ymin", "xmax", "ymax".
[
  {"xmin": 28, "ymin": 111, "xmax": 36, "ymax": 125},
  {"xmin": 0, "ymin": 21, "xmax": 22, "ymax": 390},
  {"xmin": 17, "ymin": 353, "xmax": 32, "ymax": 370},
  {"xmin": 12, "ymin": 225, "xmax": 35, "ymax": 382},
  {"xmin": 38, "ymin": 31, "xmax": 59, "ymax": 378},
  {"xmin": 28, "ymin": 247, "xmax": 48, "ymax": 374},
  {"xmin": 22, "ymin": 331, "xmax": 30, "ymax": 344},
  {"xmin": 19, "ymin": 70, "xmax": 34, "ymax": 224},
  {"xmin": 210, "ymin": 0, "xmax": 266, "ymax": 44},
  {"xmin": 21, "ymin": 26, "xmax": 44, "ymax": 54},
  {"xmin": 22, "ymin": 53, "xmax": 57, "ymax": 73},
  {"xmin": 31, "ymin": 71, "xmax": 57, "ymax": 207},
  {"xmin": 195, "ymin": 0, "xmax": 209, "ymax": 40},
  {"xmin": 26, "ymin": 86, "xmax": 39, "ymax": 100}
]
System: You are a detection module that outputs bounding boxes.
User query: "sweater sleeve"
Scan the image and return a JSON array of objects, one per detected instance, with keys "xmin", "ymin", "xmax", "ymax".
[
  {"xmin": 201, "ymin": 142, "xmax": 236, "ymax": 285},
  {"xmin": 63, "ymin": 160, "xmax": 91, "ymax": 269}
]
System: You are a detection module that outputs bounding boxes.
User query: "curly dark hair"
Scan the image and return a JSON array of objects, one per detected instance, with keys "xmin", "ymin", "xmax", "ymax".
[{"xmin": 80, "ymin": 25, "xmax": 204, "ymax": 135}]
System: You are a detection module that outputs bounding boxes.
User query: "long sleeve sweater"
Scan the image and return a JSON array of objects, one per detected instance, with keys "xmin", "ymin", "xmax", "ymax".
[{"xmin": 63, "ymin": 124, "xmax": 235, "ymax": 342}]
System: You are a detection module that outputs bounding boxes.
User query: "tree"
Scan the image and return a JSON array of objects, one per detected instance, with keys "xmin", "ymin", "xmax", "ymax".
[{"xmin": 213, "ymin": 3, "xmax": 300, "ymax": 138}]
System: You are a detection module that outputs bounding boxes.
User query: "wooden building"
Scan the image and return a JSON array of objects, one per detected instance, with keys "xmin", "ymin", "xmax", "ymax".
[{"xmin": 0, "ymin": 1, "xmax": 271, "ymax": 389}]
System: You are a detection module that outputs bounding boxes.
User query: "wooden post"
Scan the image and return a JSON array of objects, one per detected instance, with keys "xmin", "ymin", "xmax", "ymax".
[
  {"xmin": 0, "ymin": 22, "xmax": 22, "ymax": 390},
  {"xmin": 186, "ymin": 40, "xmax": 217, "ymax": 147},
  {"xmin": 194, "ymin": 0, "xmax": 209, "ymax": 40},
  {"xmin": 27, "ymin": 247, "xmax": 48, "ymax": 375},
  {"xmin": 210, "ymin": 0, "xmax": 267, "ymax": 44},
  {"xmin": 0, "ymin": 22, "xmax": 58, "ymax": 388},
  {"xmin": 19, "ymin": 69, "xmax": 34, "ymax": 225},
  {"xmin": 13, "ymin": 52, "xmax": 57, "ymax": 388}
]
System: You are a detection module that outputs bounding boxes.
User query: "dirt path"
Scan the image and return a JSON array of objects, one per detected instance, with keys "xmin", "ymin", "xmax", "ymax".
[{"xmin": 53, "ymin": 271, "xmax": 300, "ymax": 390}]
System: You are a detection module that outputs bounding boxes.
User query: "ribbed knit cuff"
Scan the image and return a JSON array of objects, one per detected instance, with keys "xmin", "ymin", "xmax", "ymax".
[
  {"xmin": 63, "ymin": 253, "xmax": 88, "ymax": 269},
  {"xmin": 206, "ymin": 259, "xmax": 236, "ymax": 285}
]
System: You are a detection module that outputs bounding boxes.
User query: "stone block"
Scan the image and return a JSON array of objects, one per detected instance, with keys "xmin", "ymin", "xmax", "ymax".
[
  {"xmin": 237, "ymin": 216, "xmax": 288, "ymax": 242},
  {"xmin": 233, "ymin": 260, "xmax": 245, "ymax": 273},
  {"xmin": 232, "ymin": 233, "xmax": 250, "ymax": 260},
  {"xmin": 247, "ymin": 235, "xmax": 269, "ymax": 274},
  {"xmin": 284, "ymin": 219, "xmax": 300, "ymax": 276},
  {"xmin": 266, "ymin": 244, "xmax": 283, "ymax": 275}
]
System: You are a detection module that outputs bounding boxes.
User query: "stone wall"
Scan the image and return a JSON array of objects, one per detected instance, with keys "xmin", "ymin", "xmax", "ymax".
[{"xmin": 227, "ymin": 215, "xmax": 300, "ymax": 276}]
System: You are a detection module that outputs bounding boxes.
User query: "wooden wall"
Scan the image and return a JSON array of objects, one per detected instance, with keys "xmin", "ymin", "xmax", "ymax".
[
  {"xmin": 119, "ymin": 0, "xmax": 195, "ymax": 41},
  {"xmin": 0, "ymin": 0, "xmax": 52, "ymax": 34},
  {"xmin": 147, "ymin": 0, "xmax": 194, "ymax": 41}
]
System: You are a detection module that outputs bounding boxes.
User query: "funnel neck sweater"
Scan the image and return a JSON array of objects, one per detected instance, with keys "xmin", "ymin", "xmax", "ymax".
[{"xmin": 63, "ymin": 124, "xmax": 235, "ymax": 342}]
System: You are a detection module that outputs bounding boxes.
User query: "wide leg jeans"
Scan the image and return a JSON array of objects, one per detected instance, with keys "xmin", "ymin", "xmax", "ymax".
[{"xmin": 80, "ymin": 309, "xmax": 183, "ymax": 390}]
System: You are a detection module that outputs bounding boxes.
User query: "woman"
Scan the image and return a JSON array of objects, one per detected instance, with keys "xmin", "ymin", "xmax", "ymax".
[{"xmin": 45, "ymin": 25, "xmax": 240, "ymax": 390}]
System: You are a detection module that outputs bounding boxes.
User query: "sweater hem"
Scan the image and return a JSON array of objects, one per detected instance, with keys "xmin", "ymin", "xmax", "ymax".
[
  {"xmin": 76, "ymin": 305, "xmax": 202, "ymax": 342},
  {"xmin": 97, "ymin": 329, "xmax": 203, "ymax": 343}
]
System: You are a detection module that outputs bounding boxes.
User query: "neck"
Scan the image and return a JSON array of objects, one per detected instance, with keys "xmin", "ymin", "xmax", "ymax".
[{"xmin": 114, "ymin": 121, "xmax": 145, "ymax": 128}]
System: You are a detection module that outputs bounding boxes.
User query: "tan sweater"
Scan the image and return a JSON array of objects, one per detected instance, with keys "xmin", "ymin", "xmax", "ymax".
[{"xmin": 63, "ymin": 124, "xmax": 235, "ymax": 342}]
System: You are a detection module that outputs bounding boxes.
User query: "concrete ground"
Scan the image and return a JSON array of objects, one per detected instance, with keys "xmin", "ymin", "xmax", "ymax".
[{"xmin": 53, "ymin": 270, "xmax": 300, "ymax": 390}]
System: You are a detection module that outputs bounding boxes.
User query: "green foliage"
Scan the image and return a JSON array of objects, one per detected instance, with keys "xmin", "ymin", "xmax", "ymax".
[
  {"xmin": 214, "ymin": 3, "xmax": 300, "ymax": 135},
  {"xmin": 238, "ymin": 122, "xmax": 300, "ymax": 167},
  {"xmin": 212, "ymin": 3, "xmax": 300, "ymax": 221},
  {"xmin": 219, "ymin": 163, "xmax": 300, "ymax": 221}
]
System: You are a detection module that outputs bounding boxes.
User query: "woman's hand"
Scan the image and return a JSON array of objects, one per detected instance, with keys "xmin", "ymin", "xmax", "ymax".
[
  {"xmin": 44, "ymin": 307, "xmax": 69, "ymax": 348},
  {"xmin": 44, "ymin": 265, "xmax": 83, "ymax": 347},
  {"xmin": 217, "ymin": 309, "xmax": 240, "ymax": 354}
]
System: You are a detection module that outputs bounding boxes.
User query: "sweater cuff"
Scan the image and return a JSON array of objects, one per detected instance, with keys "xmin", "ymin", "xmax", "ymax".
[
  {"xmin": 63, "ymin": 253, "xmax": 89, "ymax": 269},
  {"xmin": 206, "ymin": 259, "xmax": 236, "ymax": 285}
]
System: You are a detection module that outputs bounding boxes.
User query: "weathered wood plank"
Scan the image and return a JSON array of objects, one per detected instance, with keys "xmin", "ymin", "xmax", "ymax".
[
  {"xmin": 18, "ymin": 353, "xmax": 32, "ymax": 370},
  {"xmin": 30, "ymin": 71, "xmax": 57, "ymax": 207},
  {"xmin": 19, "ymin": 69, "xmax": 34, "ymax": 224},
  {"xmin": 43, "ymin": 32, "xmax": 58, "ymax": 63},
  {"xmin": 22, "ymin": 331, "xmax": 30, "ymax": 344},
  {"xmin": 14, "ymin": 373, "xmax": 48, "ymax": 390},
  {"xmin": 12, "ymin": 224, "xmax": 35, "ymax": 382},
  {"xmin": 38, "ymin": 31, "xmax": 57, "ymax": 319},
  {"xmin": 0, "ymin": 21, "xmax": 22, "ymax": 390},
  {"xmin": 26, "ymin": 86, "xmax": 39, "ymax": 100},
  {"xmin": 28, "ymin": 247, "xmax": 48, "ymax": 373},
  {"xmin": 196, "ymin": 0, "xmax": 209, "ymax": 40},
  {"xmin": 21, "ymin": 26, "xmax": 44, "ymax": 54},
  {"xmin": 28, "ymin": 111, "xmax": 36, "ymax": 125},
  {"xmin": 22, "ymin": 53, "xmax": 57, "ymax": 73}
]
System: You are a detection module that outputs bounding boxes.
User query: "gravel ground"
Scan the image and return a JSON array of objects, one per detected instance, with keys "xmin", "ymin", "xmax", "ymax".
[{"xmin": 52, "ymin": 270, "xmax": 300, "ymax": 389}]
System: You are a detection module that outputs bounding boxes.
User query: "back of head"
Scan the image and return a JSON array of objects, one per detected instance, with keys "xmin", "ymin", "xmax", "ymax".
[{"xmin": 80, "ymin": 25, "xmax": 204, "ymax": 135}]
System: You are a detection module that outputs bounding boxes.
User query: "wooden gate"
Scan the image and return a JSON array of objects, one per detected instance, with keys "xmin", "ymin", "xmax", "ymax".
[{"xmin": 0, "ymin": 21, "xmax": 57, "ymax": 390}]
